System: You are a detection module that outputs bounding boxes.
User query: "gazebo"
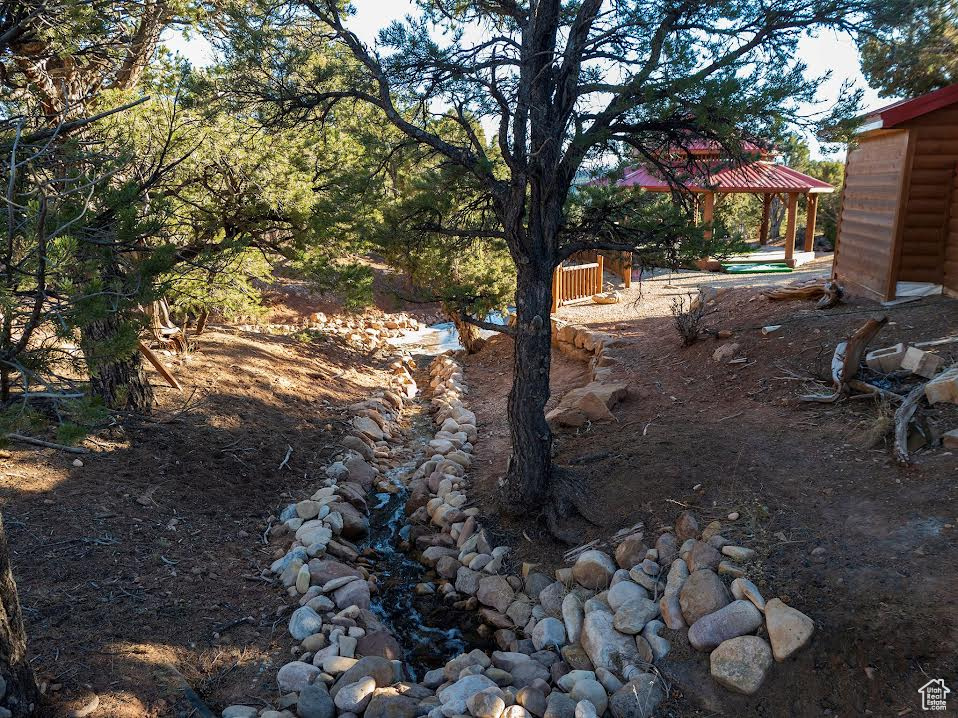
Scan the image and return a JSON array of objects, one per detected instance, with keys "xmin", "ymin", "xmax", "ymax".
[{"xmin": 617, "ymin": 143, "xmax": 835, "ymax": 267}]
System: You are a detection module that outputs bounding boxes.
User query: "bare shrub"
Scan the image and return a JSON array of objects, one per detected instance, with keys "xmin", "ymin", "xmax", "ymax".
[{"xmin": 670, "ymin": 296, "xmax": 706, "ymax": 346}]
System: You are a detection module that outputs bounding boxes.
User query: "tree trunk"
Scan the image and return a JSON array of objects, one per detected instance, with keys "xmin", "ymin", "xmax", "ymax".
[
  {"xmin": 503, "ymin": 262, "xmax": 554, "ymax": 510},
  {"xmin": 446, "ymin": 308, "xmax": 486, "ymax": 354},
  {"xmin": 80, "ymin": 314, "xmax": 154, "ymax": 412},
  {"xmin": 0, "ymin": 514, "xmax": 39, "ymax": 717}
]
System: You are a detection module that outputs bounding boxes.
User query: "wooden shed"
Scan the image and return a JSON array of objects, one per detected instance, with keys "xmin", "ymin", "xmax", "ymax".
[{"xmin": 833, "ymin": 83, "xmax": 958, "ymax": 301}]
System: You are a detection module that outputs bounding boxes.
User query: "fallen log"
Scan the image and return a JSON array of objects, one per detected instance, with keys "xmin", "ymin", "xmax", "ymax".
[
  {"xmin": 893, "ymin": 384, "xmax": 926, "ymax": 464},
  {"xmin": 6, "ymin": 433, "xmax": 90, "ymax": 454},
  {"xmin": 764, "ymin": 279, "xmax": 844, "ymax": 309},
  {"xmin": 801, "ymin": 316, "xmax": 889, "ymax": 402}
]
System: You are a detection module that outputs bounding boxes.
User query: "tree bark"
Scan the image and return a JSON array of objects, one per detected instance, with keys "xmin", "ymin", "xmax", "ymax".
[
  {"xmin": 446, "ymin": 309, "xmax": 486, "ymax": 354},
  {"xmin": 80, "ymin": 313, "xmax": 154, "ymax": 412},
  {"xmin": 502, "ymin": 261, "xmax": 554, "ymax": 510},
  {"xmin": 0, "ymin": 514, "xmax": 39, "ymax": 717}
]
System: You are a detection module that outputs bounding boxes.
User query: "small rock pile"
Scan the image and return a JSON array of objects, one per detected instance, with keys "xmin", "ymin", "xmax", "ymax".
[
  {"xmin": 545, "ymin": 320, "xmax": 629, "ymax": 429},
  {"xmin": 234, "ymin": 312, "xmax": 423, "ymax": 352}
]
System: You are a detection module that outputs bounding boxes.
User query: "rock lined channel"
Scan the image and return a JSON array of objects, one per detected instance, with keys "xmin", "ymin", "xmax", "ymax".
[{"xmin": 225, "ymin": 315, "xmax": 815, "ymax": 718}]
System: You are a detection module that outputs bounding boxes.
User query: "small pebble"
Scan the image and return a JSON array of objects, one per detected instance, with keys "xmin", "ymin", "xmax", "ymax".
[
  {"xmin": 727, "ymin": 512, "xmax": 739, "ymax": 521},
  {"xmin": 72, "ymin": 458, "xmax": 84, "ymax": 467}
]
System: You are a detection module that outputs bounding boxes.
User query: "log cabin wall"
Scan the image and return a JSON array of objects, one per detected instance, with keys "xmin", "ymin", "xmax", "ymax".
[
  {"xmin": 833, "ymin": 130, "xmax": 911, "ymax": 300},
  {"xmin": 895, "ymin": 103, "xmax": 958, "ymax": 287},
  {"xmin": 945, "ymin": 163, "xmax": 958, "ymax": 296}
]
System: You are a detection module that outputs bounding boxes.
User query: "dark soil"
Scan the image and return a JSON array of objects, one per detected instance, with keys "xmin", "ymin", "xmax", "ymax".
[
  {"xmin": 463, "ymin": 288, "xmax": 958, "ymax": 717},
  {"xmin": 1, "ymin": 321, "xmax": 399, "ymax": 717}
]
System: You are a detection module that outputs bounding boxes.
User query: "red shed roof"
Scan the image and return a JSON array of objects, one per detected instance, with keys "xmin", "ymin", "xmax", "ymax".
[
  {"xmin": 618, "ymin": 161, "xmax": 834, "ymax": 194},
  {"xmin": 860, "ymin": 82, "xmax": 958, "ymax": 130}
]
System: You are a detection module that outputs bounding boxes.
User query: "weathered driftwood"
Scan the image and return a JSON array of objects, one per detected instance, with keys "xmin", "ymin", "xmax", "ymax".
[
  {"xmin": 893, "ymin": 384, "xmax": 926, "ymax": 464},
  {"xmin": 764, "ymin": 279, "xmax": 844, "ymax": 309},
  {"xmin": 801, "ymin": 316, "xmax": 889, "ymax": 403}
]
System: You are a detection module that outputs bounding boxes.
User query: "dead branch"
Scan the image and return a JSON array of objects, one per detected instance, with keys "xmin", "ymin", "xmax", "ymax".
[
  {"xmin": 893, "ymin": 384, "xmax": 926, "ymax": 465},
  {"xmin": 137, "ymin": 340, "xmax": 182, "ymax": 391},
  {"xmin": 800, "ymin": 316, "xmax": 888, "ymax": 402},
  {"xmin": 764, "ymin": 279, "xmax": 844, "ymax": 309},
  {"xmin": 6, "ymin": 433, "xmax": 90, "ymax": 454}
]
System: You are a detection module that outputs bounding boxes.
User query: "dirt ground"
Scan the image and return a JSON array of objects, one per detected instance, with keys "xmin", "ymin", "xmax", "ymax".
[
  {"xmin": 0, "ymin": 307, "xmax": 412, "ymax": 715},
  {"xmin": 463, "ymin": 266, "xmax": 958, "ymax": 717}
]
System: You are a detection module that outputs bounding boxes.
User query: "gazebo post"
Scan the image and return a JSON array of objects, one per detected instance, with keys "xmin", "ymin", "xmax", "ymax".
[
  {"xmin": 784, "ymin": 193, "xmax": 798, "ymax": 267},
  {"xmin": 703, "ymin": 191, "xmax": 715, "ymax": 240},
  {"xmin": 804, "ymin": 193, "xmax": 818, "ymax": 252},
  {"xmin": 759, "ymin": 194, "xmax": 772, "ymax": 245}
]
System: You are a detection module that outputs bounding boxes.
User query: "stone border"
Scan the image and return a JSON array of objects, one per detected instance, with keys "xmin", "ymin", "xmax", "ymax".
[{"xmin": 222, "ymin": 315, "xmax": 814, "ymax": 718}]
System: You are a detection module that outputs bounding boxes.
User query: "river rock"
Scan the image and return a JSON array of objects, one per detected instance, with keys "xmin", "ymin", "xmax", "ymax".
[
  {"xmin": 765, "ymin": 599, "xmax": 814, "ymax": 661},
  {"xmin": 573, "ymin": 551, "xmax": 616, "ymax": 590},
  {"xmin": 688, "ymin": 600, "xmax": 763, "ymax": 651},
  {"xmin": 333, "ymin": 578, "xmax": 370, "ymax": 610},
  {"xmin": 609, "ymin": 674, "xmax": 665, "ymax": 718},
  {"xmin": 532, "ymin": 617, "xmax": 566, "ymax": 650},
  {"xmin": 573, "ymin": 701, "xmax": 596, "ymax": 718},
  {"xmin": 544, "ymin": 692, "xmax": 576, "ymax": 718},
  {"xmin": 538, "ymin": 581, "xmax": 568, "ymax": 616},
  {"xmin": 517, "ymin": 686, "xmax": 547, "ymax": 717},
  {"xmin": 507, "ymin": 598, "xmax": 534, "ymax": 627},
  {"xmin": 525, "ymin": 573, "xmax": 554, "ymax": 598},
  {"xmin": 331, "ymin": 501, "xmax": 369, "ymax": 539},
  {"xmin": 730, "ymin": 578, "xmax": 766, "ymax": 612},
  {"xmin": 679, "ymin": 569, "xmax": 730, "ymax": 625},
  {"xmin": 612, "ymin": 598, "xmax": 659, "ymax": 635},
  {"xmin": 289, "ymin": 606, "xmax": 324, "ymax": 640},
  {"xmin": 467, "ymin": 691, "xmax": 506, "ymax": 718},
  {"xmin": 478, "ymin": 575, "xmax": 515, "ymax": 613},
  {"xmin": 309, "ymin": 558, "xmax": 363, "ymax": 585},
  {"xmin": 709, "ymin": 635, "xmax": 773, "ymax": 694},
  {"xmin": 456, "ymin": 567, "xmax": 482, "ymax": 595},
  {"xmin": 422, "ymin": 546, "xmax": 459, "ymax": 567},
  {"xmin": 607, "ymin": 581, "xmax": 648, "ymax": 611},
  {"xmin": 640, "ymin": 620, "xmax": 670, "ymax": 661},
  {"xmin": 561, "ymin": 593, "xmax": 584, "ymax": 643},
  {"xmin": 331, "ymin": 656, "xmax": 395, "ymax": 696},
  {"xmin": 297, "ymin": 682, "xmax": 335, "ymax": 718},
  {"xmin": 356, "ymin": 631, "xmax": 402, "ymax": 660},
  {"xmin": 674, "ymin": 511, "xmax": 700, "ymax": 541},
  {"xmin": 342, "ymin": 435, "xmax": 374, "ymax": 460},
  {"xmin": 277, "ymin": 661, "xmax": 321, "ymax": 692},
  {"xmin": 570, "ymin": 679, "xmax": 607, "ymax": 715},
  {"xmin": 503, "ymin": 707, "xmax": 531, "ymax": 718},
  {"xmin": 580, "ymin": 610, "xmax": 638, "ymax": 673},
  {"xmin": 335, "ymin": 676, "xmax": 377, "ymax": 713},
  {"xmin": 721, "ymin": 545, "xmax": 756, "ymax": 562},
  {"xmin": 438, "ymin": 674, "xmax": 498, "ymax": 713},
  {"xmin": 687, "ymin": 541, "xmax": 722, "ymax": 572},
  {"xmin": 223, "ymin": 708, "xmax": 258, "ymax": 718},
  {"xmin": 510, "ymin": 659, "xmax": 551, "ymax": 688},
  {"xmin": 654, "ymin": 533, "xmax": 679, "ymax": 565},
  {"xmin": 436, "ymin": 555, "xmax": 461, "ymax": 579},
  {"xmin": 345, "ymin": 454, "xmax": 378, "ymax": 491},
  {"xmin": 364, "ymin": 689, "xmax": 420, "ymax": 718},
  {"xmin": 614, "ymin": 534, "xmax": 647, "ymax": 570},
  {"xmin": 560, "ymin": 644, "xmax": 593, "ymax": 671}
]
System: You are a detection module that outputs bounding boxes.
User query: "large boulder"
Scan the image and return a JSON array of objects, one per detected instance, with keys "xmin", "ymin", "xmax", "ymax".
[
  {"xmin": 357, "ymin": 631, "xmax": 403, "ymax": 660},
  {"xmin": 345, "ymin": 454, "xmax": 377, "ymax": 491},
  {"xmin": 612, "ymin": 598, "xmax": 659, "ymax": 635},
  {"xmin": 364, "ymin": 688, "xmax": 421, "ymax": 718},
  {"xmin": 330, "ymin": 501, "xmax": 369, "ymax": 539}
]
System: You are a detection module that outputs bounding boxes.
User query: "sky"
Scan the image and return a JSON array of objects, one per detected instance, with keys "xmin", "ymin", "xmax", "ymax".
[{"xmin": 163, "ymin": 2, "xmax": 890, "ymax": 160}]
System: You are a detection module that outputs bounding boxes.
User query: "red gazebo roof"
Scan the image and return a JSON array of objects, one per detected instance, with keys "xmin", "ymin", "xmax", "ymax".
[{"xmin": 618, "ymin": 160, "xmax": 834, "ymax": 194}]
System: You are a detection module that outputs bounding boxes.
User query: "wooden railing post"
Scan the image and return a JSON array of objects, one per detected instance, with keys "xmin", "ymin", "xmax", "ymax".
[
  {"xmin": 551, "ymin": 266, "xmax": 560, "ymax": 313},
  {"xmin": 597, "ymin": 255, "xmax": 604, "ymax": 294}
]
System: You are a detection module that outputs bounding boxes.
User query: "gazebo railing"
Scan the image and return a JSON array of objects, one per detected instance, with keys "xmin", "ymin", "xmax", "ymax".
[{"xmin": 552, "ymin": 256, "xmax": 603, "ymax": 312}]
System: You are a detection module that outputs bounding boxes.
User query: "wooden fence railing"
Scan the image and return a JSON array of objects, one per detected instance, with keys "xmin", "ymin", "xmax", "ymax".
[
  {"xmin": 567, "ymin": 250, "xmax": 632, "ymax": 288},
  {"xmin": 552, "ymin": 255, "xmax": 603, "ymax": 312}
]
